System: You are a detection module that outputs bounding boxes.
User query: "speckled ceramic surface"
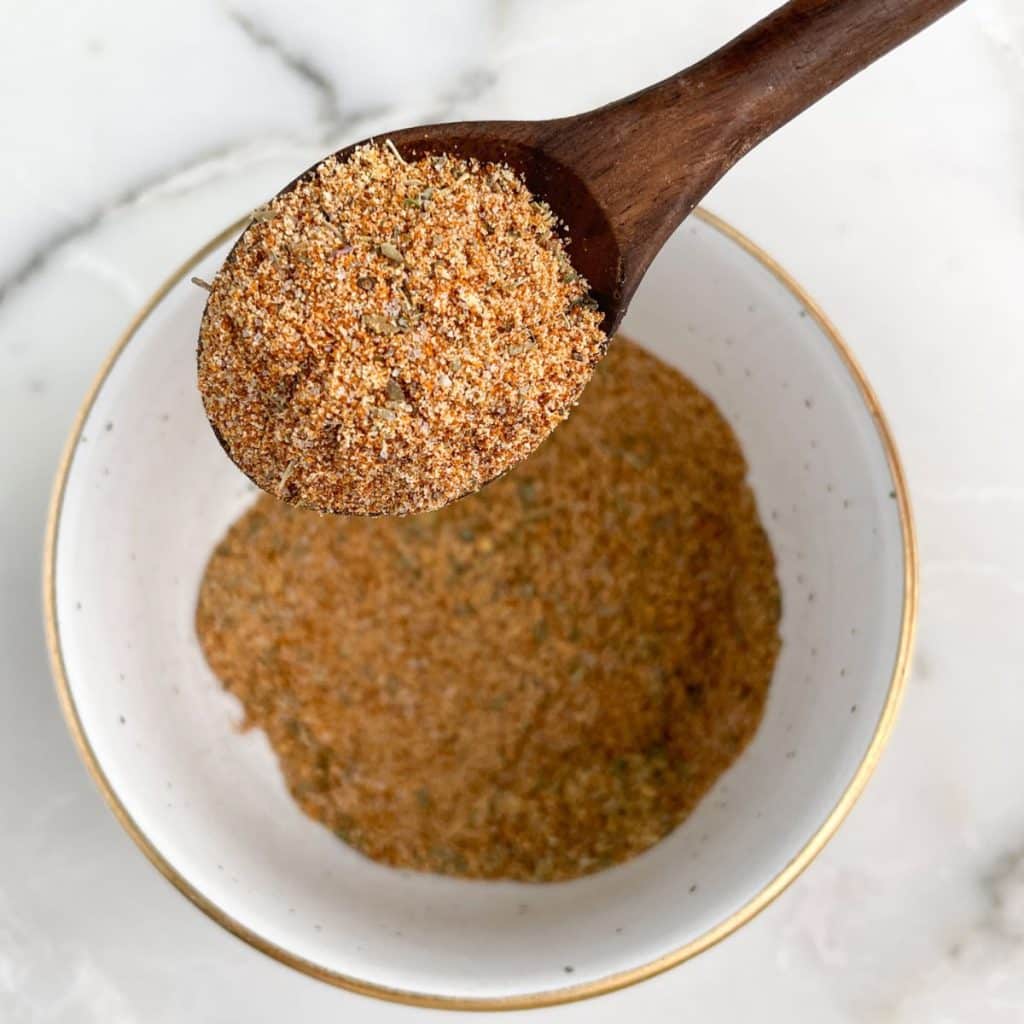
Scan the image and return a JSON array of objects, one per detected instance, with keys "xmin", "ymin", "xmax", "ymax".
[{"xmin": 46, "ymin": 210, "xmax": 913, "ymax": 1008}]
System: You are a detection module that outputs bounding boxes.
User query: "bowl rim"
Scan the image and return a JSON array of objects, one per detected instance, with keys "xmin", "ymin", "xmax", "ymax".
[{"xmin": 42, "ymin": 207, "xmax": 917, "ymax": 1012}]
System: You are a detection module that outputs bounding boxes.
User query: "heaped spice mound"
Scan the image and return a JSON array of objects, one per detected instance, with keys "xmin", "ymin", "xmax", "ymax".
[
  {"xmin": 196, "ymin": 339, "xmax": 782, "ymax": 883},
  {"xmin": 197, "ymin": 141, "xmax": 607, "ymax": 516}
]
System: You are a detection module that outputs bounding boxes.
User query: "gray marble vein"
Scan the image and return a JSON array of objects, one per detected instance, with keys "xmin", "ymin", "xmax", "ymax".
[
  {"xmin": 224, "ymin": 6, "xmax": 344, "ymax": 129},
  {"xmin": 979, "ymin": 845, "xmax": 1024, "ymax": 946},
  {"xmin": 0, "ymin": 141, "xmax": 242, "ymax": 309},
  {"xmin": 423, "ymin": 66, "xmax": 500, "ymax": 123}
]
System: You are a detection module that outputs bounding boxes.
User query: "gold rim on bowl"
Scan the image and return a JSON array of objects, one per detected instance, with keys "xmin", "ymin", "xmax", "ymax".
[{"xmin": 43, "ymin": 207, "xmax": 917, "ymax": 1011}]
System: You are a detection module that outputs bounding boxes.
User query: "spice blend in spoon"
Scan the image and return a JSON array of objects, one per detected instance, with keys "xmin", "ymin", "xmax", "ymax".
[
  {"xmin": 197, "ymin": 339, "xmax": 781, "ymax": 882},
  {"xmin": 198, "ymin": 142, "xmax": 606, "ymax": 516}
]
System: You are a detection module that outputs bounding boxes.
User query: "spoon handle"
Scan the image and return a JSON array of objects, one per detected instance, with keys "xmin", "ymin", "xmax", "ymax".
[{"xmin": 561, "ymin": 0, "xmax": 966, "ymax": 300}]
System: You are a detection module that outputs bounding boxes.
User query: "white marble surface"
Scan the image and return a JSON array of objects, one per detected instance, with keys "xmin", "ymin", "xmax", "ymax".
[{"xmin": 2, "ymin": 1, "xmax": 1022, "ymax": 1020}]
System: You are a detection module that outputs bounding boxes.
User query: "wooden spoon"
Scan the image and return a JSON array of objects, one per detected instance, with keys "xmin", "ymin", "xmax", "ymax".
[
  {"xmin": 203, "ymin": 0, "xmax": 963, "ymax": 512},
  {"xmin": 262, "ymin": 0, "xmax": 964, "ymax": 334}
]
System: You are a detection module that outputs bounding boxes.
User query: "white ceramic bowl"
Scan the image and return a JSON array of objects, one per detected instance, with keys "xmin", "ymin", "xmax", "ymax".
[{"xmin": 45, "ymin": 209, "xmax": 915, "ymax": 1010}]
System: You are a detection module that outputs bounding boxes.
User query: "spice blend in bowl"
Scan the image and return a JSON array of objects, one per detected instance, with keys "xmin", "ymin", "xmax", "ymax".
[
  {"xmin": 196, "ymin": 338, "xmax": 781, "ymax": 882},
  {"xmin": 197, "ymin": 142, "xmax": 607, "ymax": 517}
]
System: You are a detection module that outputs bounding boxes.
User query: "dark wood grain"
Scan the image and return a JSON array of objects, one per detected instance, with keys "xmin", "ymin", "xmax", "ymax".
[{"xmin": 231, "ymin": 0, "xmax": 965, "ymax": 335}]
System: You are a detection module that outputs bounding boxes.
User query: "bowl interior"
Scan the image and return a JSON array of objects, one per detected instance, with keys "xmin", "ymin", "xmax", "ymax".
[{"xmin": 49, "ymin": 211, "xmax": 910, "ymax": 1006}]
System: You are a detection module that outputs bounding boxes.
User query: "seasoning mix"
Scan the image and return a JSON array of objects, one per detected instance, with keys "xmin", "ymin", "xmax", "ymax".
[
  {"xmin": 196, "ymin": 338, "xmax": 781, "ymax": 882},
  {"xmin": 198, "ymin": 141, "xmax": 606, "ymax": 517}
]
